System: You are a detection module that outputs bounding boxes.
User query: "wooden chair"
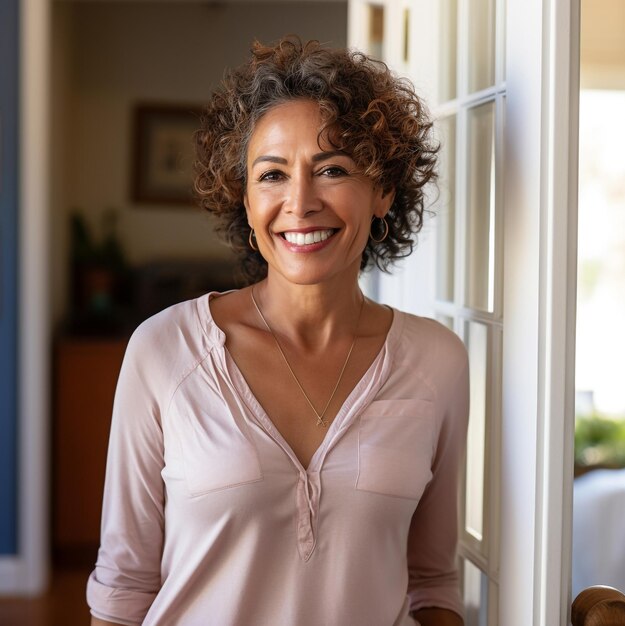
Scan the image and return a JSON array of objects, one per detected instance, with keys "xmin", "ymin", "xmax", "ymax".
[{"xmin": 572, "ymin": 586, "xmax": 625, "ymax": 625}]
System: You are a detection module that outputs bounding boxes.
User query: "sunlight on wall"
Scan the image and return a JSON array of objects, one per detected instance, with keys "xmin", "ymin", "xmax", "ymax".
[{"xmin": 576, "ymin": 89, "xmax": 625, "ymax": 416}]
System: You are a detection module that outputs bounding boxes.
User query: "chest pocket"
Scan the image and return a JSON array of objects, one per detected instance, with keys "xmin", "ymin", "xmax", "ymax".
[
  {"xmin": 356, "ymin": 399, "xmax": 435, "ymax": 500},
  {"xmin": 176, "ymin": 406, "xmax": 263, "ymax": 497}
]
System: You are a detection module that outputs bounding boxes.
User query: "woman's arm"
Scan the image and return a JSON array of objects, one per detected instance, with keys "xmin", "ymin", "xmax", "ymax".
[
  {"xmin": 414, "ymin": 607, "xmax": 464, "ymax": 626},
  {"xmin": 87, "ymin": 322, "xmax": 168, "ymax": 622},
  {"xmin": 406, "ymin": 330, "xmax": 470, "ymax": 619},
  {"xmin": 91, "ymin": 618, "xmax": 127, "ymax": 626}
]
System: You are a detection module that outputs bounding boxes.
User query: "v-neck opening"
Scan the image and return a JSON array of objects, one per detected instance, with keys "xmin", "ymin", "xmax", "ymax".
[{"xmin": 200, "ymin": 290, "xmax": 404, "ymax": 474}]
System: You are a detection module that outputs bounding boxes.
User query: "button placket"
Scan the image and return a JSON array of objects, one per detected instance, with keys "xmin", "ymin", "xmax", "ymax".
[{"xmin": 296, "ymin": 472, "xmax": 320, "ymax": 561}]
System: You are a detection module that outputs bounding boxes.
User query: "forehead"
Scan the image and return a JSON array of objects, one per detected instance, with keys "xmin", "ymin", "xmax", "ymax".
[{"xmin": 247, "ymin": 100, "xmax": 328, "ymax": 155}]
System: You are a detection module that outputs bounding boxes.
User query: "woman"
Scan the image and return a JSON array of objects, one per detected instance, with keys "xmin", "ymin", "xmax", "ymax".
[{"xmin": 88, "ymin": 38, "xmax": 469, "ymax": 626}]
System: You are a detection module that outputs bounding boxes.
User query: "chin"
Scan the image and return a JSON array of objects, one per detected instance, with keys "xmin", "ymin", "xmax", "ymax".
[
  {"xmin": 270, "ymin": 262, "xmax": 361, "ymax": 288},
  {"xmin": 264, "ymin": 249, "xmax": 364, "ymax": 285}
]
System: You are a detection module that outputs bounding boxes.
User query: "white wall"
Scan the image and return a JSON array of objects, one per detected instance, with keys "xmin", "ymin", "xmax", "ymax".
[{"xmin": 51, "ymin": 1, "xmax": 348, "ymax": 324}]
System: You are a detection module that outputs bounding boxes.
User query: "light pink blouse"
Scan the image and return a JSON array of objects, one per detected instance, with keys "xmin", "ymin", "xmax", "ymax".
[{"xmin": 87, "ymin": 292, "xmax": 469, "ymax": 625}]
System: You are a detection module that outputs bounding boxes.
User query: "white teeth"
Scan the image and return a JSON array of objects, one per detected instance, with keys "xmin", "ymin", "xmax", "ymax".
[{"xmin": 283, "ymin": 229, "xmax": 334, "ymax": 245}]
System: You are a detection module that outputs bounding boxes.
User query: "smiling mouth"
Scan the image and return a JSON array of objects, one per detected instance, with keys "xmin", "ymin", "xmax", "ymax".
[{"xmin": 280, "ymin": 229, "xmax": 337, "ymax": 246}]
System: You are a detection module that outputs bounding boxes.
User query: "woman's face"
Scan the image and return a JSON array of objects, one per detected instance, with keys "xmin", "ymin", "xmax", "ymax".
[{"xmin": 244, "ymin": 99, "xmax": 392, "ymax": 287}]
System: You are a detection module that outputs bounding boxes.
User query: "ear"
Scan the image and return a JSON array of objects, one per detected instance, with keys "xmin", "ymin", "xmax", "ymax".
[{"xmin": 374, "ymin": 187, "xmax": 395, "ymax": 219}]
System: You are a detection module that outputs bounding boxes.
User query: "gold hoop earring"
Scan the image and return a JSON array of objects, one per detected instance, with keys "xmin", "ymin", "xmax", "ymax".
[
  {"xmin": 370, "ymin": 216, "xmax": 389, "ymax": 243},
  {"xmin": 248, "ymin": 229, "xmax": 258, "ymax": 251}
]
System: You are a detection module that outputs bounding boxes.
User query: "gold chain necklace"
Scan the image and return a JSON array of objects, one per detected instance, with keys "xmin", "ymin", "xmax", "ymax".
[{"xmin": 250, "ymin": 288, "xmax": 365, "ymax": 428}]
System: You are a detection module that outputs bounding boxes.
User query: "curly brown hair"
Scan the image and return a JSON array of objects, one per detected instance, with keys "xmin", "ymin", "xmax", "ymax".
[{"xmin": 194, "ymin": 36, "xmax": 438, "ymax": 284}]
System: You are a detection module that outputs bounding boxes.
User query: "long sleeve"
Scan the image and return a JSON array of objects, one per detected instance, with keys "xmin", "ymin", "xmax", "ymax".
[
  {"xmin": 406, "ymin": 337, "xmax": 470, "ymax": 618},
  {"xmin": 87, "ymin": 321, "xmax": 168, "ymax": 625}
]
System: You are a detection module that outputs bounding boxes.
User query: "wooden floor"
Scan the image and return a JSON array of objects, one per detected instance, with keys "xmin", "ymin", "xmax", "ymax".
[{"xmin": 0, "ymin": 566, "xmax": 92, "ymax": 626}]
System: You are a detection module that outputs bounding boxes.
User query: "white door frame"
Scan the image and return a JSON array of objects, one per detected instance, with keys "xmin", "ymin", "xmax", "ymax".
[{"xmin": 498, "ymin": 0, "xmax": 580, "ymax": 623}]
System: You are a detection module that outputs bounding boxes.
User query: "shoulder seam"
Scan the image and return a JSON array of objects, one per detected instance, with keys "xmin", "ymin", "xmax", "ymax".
[
  {"xmin": 392, "ymin": 312, "xmax": 439, "ymax": 402},
  {"xmin": 164, "ymin": 349, "xmax": 212, "ymax": 423}
]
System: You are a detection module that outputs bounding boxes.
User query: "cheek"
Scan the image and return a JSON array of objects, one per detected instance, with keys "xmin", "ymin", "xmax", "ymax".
[
  {"xmin": 244, "ymin": 191, "xmax": 265, "ymax": 222},
  {"xmin": 246, "ymin": 187, "xmax": 281, "ymax": 210},
  {"xmin": 348, "ymin": 194, "xmax": 378, "ymax": 229},
  {"xmin": 245, "ymin": 197, "xmax": 280, "ymax": 236}
]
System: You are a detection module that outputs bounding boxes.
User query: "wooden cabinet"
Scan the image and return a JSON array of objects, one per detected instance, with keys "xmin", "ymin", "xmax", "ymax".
[{"xmin": 53, "ymin": 338, "xmax": 128, "ymax": 559}]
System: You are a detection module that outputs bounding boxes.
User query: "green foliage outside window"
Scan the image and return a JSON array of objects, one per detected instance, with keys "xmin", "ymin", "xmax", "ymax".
[{"xmin": 575, "ymin": 415, "xmax": 625, "ymax": 469}]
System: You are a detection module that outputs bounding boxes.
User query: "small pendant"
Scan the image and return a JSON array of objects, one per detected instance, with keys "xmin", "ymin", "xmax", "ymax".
[{"xmin": 316, "ymin": 416, "xmax": 328, "ymax": 428}]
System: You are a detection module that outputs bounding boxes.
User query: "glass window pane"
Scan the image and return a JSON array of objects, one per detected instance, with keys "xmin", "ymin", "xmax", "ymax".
[
  {"xmin": 465, "ymin": 321, "xmax": 488, "ymax": 542},
  {"xmin": 436, "ymin": 115, "xmax": 457, "ymax": 302},
  {"xmin": 467, "ymin": 0, "xmax": 496, "ymax": 92},
  {"xmin": 465, "ymin": 102, "xmax": 496, "ymax": 312},
  {"xmin": 438, "ymin": 0, "xmax": 458, "ymax": 102},
  {"xmin": 368, "ymin": 4, "xmax": 384, "ymax": 60},
  {"xmin": 463, "ymin": 558, "xmax": 489, "ymax": 626}
]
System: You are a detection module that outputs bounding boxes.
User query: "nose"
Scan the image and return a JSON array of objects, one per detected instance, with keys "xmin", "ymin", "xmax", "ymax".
[{"xmin": 284, "ymin": 173, "xmax": 322, "ymax": 217}]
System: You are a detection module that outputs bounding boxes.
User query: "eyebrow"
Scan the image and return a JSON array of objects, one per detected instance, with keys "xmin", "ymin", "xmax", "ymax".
[
  {"xmin": 251, "ymin": 155, "xmax": 287, "ymax": 167},
  {"xmin": 312, "ymin": 150, "xmax": 347, "ymax": 163},
  {"xmin": 251, "ymin": 151, "xmax": 348, "ymax": 168}
]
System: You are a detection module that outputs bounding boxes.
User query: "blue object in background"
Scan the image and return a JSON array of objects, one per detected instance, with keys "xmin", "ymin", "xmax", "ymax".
[{"xmin": 0, "ymin": 0, "xmax": 19, "ymax": 555}]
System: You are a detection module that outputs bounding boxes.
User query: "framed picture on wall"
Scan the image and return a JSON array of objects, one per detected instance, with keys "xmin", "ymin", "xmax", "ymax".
[{"xmin": 131, "ymin": 104, "xmax": 203, "ymax": 206}]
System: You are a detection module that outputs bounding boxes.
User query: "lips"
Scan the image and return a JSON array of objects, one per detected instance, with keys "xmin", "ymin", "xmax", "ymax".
[{"xmin": 279, "ymin": 228, "xmax": 337, "ymax": 246}]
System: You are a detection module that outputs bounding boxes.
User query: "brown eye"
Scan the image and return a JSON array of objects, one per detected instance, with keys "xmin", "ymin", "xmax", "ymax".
[
  {"xmin": 319, "ymin": 166, "xmax": 347, "ymax": 178},
  {"xmin": 258, "ymin": 170, "xmax": 285, "ymax": 182}
]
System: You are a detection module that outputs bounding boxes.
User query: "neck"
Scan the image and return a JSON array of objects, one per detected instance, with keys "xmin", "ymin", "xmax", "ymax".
[{"xmin": 253, "ymin": 268, "xmax": 365, "ymax": 352}]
